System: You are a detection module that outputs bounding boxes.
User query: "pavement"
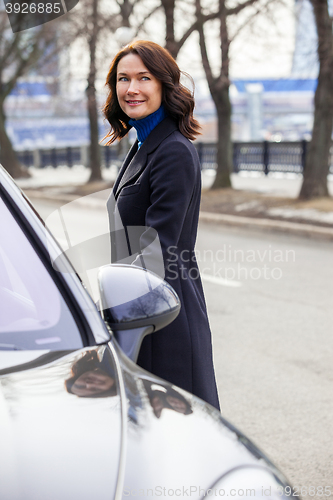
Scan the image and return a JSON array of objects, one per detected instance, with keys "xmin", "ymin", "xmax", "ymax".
[{"xmin": 16, "ymin": 164, "xmax": 333, "ymax": 241}]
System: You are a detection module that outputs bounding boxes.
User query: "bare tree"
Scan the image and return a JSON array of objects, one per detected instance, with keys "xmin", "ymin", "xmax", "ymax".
[
  {"xmin": 299, "ymin": 0, "xmax": 333, "ymax": 199},
  {"xmin": 117, "ymin": 0, "xmax": 136, "ymax": 27},
  {"xmin": 67, "ymin": 0, "xmax": 147, "ymax": 182},
  {"xmin": 195, "ymin": 0, "xmax": 275, "ymax": 189},
  {"xmin": 86, "ymin": 0, "xmax": 139, "ymax": 181},
  {"xmin": 0, "ymin": 16, "xmax": 59, "ymax": 178},
  {"xmin": 86, "ymin": 0, "xmax": 103, "ymax": 182},
  {"xmin": 65, "ymin": 0, "xmax": 117, "ymax": 182}
]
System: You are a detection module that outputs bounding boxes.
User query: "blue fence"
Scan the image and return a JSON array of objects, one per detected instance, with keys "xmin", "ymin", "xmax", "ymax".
[{"xmin": 15, "ymin": 140, "xmax": 333, "ymax": 174}]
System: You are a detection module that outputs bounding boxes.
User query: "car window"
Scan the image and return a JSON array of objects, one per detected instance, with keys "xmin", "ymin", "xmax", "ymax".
[{"xmin": 0, "ymin": 197, "xmax": 84, "ymax": 351}]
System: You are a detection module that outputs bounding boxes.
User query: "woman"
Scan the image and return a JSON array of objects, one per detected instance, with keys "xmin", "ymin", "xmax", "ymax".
[{"xmin": 103, "ymin": 40, "xmax": 220, "ymax": 410}]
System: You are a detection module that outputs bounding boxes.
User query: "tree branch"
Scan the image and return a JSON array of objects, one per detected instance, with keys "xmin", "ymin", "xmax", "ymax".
[
  {"xmin": 134, "ymin": 4, "xmax": 163, "ymax": 36},
  {"xmin": 175, "ymin": 10, "xmax": 219, "ymax": 56},
  {"xmin": 0, "ymin": 31, "xmax": 22, "ymax": 71},
  {"xmin": 227, "ymin": 0, "xmax": 260, "ymax": 16}
]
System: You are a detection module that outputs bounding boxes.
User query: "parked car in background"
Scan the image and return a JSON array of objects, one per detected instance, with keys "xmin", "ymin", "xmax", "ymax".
[{"xmin": 0, "ymin": 164, "xmax": 295, "ymax": 500}]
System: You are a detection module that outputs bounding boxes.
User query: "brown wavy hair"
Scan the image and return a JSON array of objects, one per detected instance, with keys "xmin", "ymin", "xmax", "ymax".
[{"xmin": 102, "ymin": 40, "xmax": 201, "ymax": 144}]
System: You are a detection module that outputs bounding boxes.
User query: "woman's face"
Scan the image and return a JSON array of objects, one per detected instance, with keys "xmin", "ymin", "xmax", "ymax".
[
  {"xmin": 116, "ymin": 53, "xmax": 163, "ymax": 120},
  {"xmin": 166, "ymin": 395, "xmax": 187, "ymax": 413},
  {"xmin": 71, "ymin": 369, "xmax": 114, "ymax": 397}
]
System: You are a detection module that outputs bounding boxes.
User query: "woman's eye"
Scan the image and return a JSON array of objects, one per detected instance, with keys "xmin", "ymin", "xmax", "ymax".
[
  {"xmin": 118, "ymin": 77, "xmax": 128, "ymax": 82},
  {"xmin": 141, "ymin": 76, "xmax": 150, "ymax": 81}
]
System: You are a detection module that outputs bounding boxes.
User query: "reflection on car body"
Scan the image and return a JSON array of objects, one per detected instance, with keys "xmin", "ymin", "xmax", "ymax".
[
  {"xmin": 65, "ymin": 349, "xmax": 117, "ymax": 398},
  {"xmin": 143, "ymin": 379, "xmax": 193, "ymax": 418}
]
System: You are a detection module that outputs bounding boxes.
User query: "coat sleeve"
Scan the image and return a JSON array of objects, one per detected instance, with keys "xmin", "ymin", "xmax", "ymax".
[{"xmin": 131, "ymin": 138, "xmax": 198, "ymax": 278}]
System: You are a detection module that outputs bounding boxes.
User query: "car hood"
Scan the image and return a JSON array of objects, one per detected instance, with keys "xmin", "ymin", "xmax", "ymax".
[
  {"xmin": 116, "ymin": 343, "xmax": 286, "ymax": 499},
  {"xmin": 0, "ymin": 345, "xmax": 286, "ymax": 500},
  {"xmin": 0, "ymin": 348, "xmax": 122, "ymax": 500}
]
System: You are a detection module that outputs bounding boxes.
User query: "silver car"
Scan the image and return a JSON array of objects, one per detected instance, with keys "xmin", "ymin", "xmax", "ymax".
[{"xmin": 0, "ymin": 164, "xmax": 295, "ymax": 500}]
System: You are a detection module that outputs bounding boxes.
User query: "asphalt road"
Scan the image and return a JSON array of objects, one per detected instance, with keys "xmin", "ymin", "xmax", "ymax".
[
  {"xmin": 31, "ymin": 197, "xmax": 333, "ymax": 498},
  {"xmin": 196, "ymin": 222, "xmax": 333, "ymax": 498}
]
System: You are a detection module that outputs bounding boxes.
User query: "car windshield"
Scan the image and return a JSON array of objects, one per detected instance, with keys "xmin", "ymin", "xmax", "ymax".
[{"xmin": 0, "ymin": 197, "xmax": 84, "ymax": 351}]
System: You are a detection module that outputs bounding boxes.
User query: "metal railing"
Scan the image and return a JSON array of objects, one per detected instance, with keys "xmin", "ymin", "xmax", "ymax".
[
  {"xmin": 16, "ymin": 145, "xmax": 120, "ymax": 170},
  {"xmin": 15, "ymin": 140, "xmax": 333, "ymax": 174},
  {"xmin": 196, "ymin": 140, "xmax": 308, "ymax": 174}
]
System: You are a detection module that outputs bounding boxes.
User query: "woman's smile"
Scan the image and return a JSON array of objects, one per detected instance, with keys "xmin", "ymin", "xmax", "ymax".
[{"xmin": 126, "ymin": 100, "xmax": 145, "ymax": 105}]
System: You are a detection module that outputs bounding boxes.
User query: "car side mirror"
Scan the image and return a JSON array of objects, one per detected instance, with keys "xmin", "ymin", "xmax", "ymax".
[{"xmin": 98, "ymin": 264, "xmax": 180, "ymax": 363}]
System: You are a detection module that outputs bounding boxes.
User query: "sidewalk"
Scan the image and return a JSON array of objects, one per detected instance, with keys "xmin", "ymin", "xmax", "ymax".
[{"xmin": 17, "ymin": 165, "xmax": 333, "ymax": 240}]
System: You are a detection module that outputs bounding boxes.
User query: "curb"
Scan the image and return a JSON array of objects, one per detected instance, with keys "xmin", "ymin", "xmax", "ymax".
[
  {"xmin": 199, "ymin": 212, "xmax": 333, "ymax": 241},
  {"xmin": 25, "ymin": 189, "xmax": 333, "ymax": 241}
]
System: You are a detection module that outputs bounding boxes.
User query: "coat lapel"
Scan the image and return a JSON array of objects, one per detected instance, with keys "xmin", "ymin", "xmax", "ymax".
[
  {"xmin": 115, "ymin": 141, "xmax": 147, "ymax": 198},
  {"xmin": 112, "ymin": 140, "xmax": 138, "ymax": 196},
  {"xmin": 114, "ymin": 117, "xmax": 178, "ymax": 199}
]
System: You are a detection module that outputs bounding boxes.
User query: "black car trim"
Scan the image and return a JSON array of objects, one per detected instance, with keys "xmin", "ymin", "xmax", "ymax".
[
  {"xmin": 107, "ymin": 341, "xmax": 128, "ymax": 500},
  {"xmin": 0, "ymin": 183, "xmax": 95, "ymax": 349}
]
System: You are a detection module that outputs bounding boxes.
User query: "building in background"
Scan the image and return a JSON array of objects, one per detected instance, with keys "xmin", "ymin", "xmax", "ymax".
[
  {"xmin": 195, "ymin": 79, "xmax": 317, "ymax": 142},
  {"xmin": 6, "ymin": 77, "xmax": 318, "ymax": 149}
]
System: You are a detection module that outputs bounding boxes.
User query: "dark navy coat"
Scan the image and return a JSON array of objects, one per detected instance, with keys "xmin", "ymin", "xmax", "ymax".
[{"xmin": 107, "ymin": 117, "xmax": 220, "ymax": 410}]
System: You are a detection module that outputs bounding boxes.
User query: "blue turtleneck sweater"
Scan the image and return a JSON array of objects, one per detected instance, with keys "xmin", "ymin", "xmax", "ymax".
[{"xmin": 128, "ymin": 105, "xmax": 167, "ymax": 148}]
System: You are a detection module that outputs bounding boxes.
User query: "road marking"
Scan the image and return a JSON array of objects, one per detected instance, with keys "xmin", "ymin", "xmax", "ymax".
[{"xmin": 201, "ymin": 273, "xmax": 242, "ymax": 287}]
